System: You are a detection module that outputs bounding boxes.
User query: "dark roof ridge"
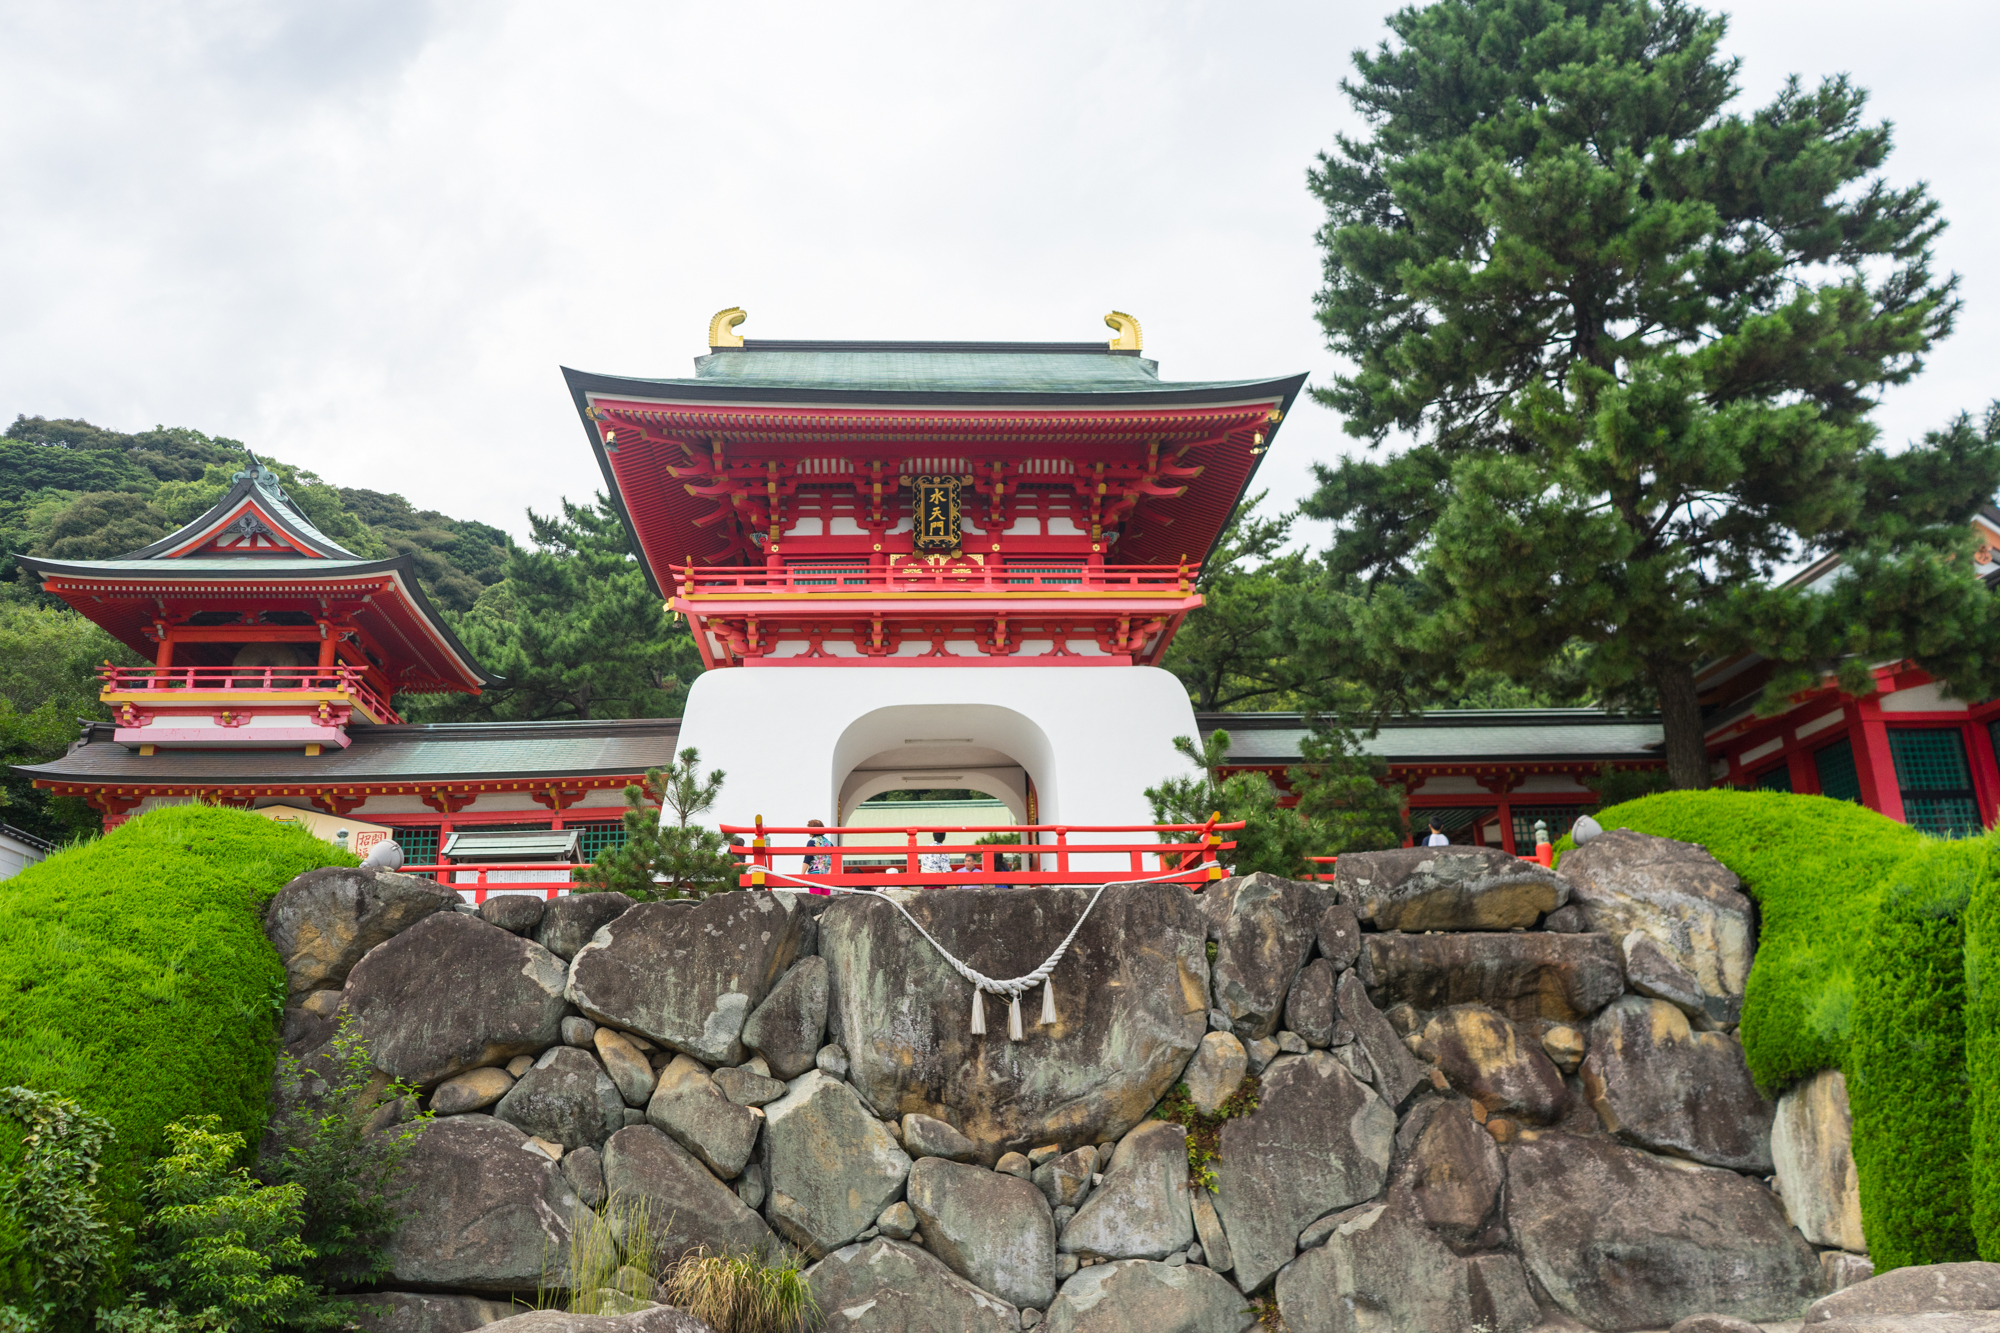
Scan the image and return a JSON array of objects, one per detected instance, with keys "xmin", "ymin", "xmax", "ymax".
[
  {"xmin": 346, "ymin": 717, "xmax": 686, "ymax": 742},
  {"xmin": 730, "ymin": 340, "xmax": 1142, "ymax": 355},
  {"xmin": 1196, "ymin": 708, "xmax": 1662, "ymax": 730}
]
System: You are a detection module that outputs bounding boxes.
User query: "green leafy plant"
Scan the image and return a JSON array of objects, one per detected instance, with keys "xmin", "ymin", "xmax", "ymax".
[
  {"xmin": 1152, "ymin": 1076, "xmax": 1261, "ymax": 1193},
  {"xmin": 0, "ymin": 1087, "xmax": 114, "ymax": 1331},
  {"xmin": 265, "ymin": 1018, "xmax": 428, "ymax": 1291},
  {"xmin": 586, "ymin": 749, "xmax": 739, "ymax": 900},
  {"xmin": 548, "ymin": 1193, "xmax": 664, "ymax": 1315},
  {"xmin": 126, "ymin": 1116, "xmax": 329, "ymax": 1333},
  {"xmin": 665, "ymin": 1243, "xmax": 817, "ymax": 1333}
]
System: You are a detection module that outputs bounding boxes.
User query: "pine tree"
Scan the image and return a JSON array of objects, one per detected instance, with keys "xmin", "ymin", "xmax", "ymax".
[
  {"xmin": 1304, "ymin": 0, "xmax": 1997, "ymax": 787},
  {"xmin": 585, "ymin": 749, "xmax": 740, "ymax": 900}
]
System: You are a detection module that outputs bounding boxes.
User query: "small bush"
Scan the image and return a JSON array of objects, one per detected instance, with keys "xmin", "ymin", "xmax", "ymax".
[
  {"xmin": 1557, "ymin": 790, "xmax": 1923, "ymax": 1093},
  {"xmin": 1968, "ymin": 837, "xmax": 2000, "ymax": 1260},
  {"xmin": 0, "ymin": 804, "xmax": 352, "ymax": 1300},
  {"xmin": 1848, "ymin": 839, "xmax": 1983, "ymax": 1269},
  {"xmin": 664, "ymin": 1244, "xmax": 815, "ymax": 1333},
  {"xmin": 0, "ymin": 1088, "xmax": 113, "ymax": 1331}
]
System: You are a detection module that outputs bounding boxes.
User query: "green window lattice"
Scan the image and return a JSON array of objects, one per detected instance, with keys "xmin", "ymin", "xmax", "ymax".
[
  {"xmin": 572, "ymin": 821, "xmax": 629, "ymax": 860},
  {"xmin": 1889, "ymin": 728, "xmax": 1981, "ymax": 839},
  {"xmin": 1815, "ymin": 740, "xmax": 1863, "ymax": 804},
  {"xmin": 1751, "ymin": 764, "xmax": 1793, "ymax": 793},
  {"xmin": 384, "ymin": 826, "xmax": 439, "ymax": 868},
  {"xmin": 1510, "ymin": 806, "xmax": 1585, "ymax": 848}
]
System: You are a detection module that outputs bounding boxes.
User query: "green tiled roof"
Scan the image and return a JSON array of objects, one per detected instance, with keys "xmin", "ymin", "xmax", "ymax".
[
  {"xmin": 20, "ymin": 558, "xmax": 393, "ymax": 576},
  {"xmin": 1198, "ymin": 710, "xmax": 1664, "ymax": 765}
]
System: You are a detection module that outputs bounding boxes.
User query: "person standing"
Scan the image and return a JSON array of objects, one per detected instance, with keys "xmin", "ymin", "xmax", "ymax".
[
  {"xmin": 1425, "ymin": 817, "xmax": 1450, "ymax": 847},
  {"xmin": 804, "ymin": 818, "xmax": 833, "ymax": 896},
  {"xmin": 919, "ymin": 830, "xmax": 954, "ymax": 886}
]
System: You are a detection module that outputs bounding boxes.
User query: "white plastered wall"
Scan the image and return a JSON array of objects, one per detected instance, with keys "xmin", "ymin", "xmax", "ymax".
[{"xmin": 676, "ymin": 666, "xmax": 1200, "ymax": 859}]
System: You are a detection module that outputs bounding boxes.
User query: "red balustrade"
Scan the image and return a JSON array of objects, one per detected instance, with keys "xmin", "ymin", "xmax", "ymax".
[
  {"xmin": 400, "ymin": 863, "xmax": 579, "ymax": 903},
  {"xmin": 98, "ymin": 664, "xmax": 403, "ymax": 724},
  {"xmin": 720, "ymin": 816, "xmax": 1242, "ymax": 890},
  {"xmin": 675, "ymin": 563, "xmax": 1194, "ymax": 597}
]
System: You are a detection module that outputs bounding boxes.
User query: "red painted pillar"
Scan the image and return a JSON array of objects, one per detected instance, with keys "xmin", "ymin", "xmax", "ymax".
[
  {"xmin": 1851, "ymin": 706, "xmax": 1905, "ymax": 824},
  {"xmin": 1497, "ymin": 800, "xmax": 1517, "ymax": 855},
  {"xmin": 1964, "ymin": 719, "xmax": 2000, "ymax": 830},
  {"xmin": 1787, "ymin": 745, "xmax": 1817, "ymax": 795}
]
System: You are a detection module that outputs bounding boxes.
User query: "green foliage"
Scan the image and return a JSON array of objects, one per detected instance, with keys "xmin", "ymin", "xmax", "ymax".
[
  {"xmin": 586, "ymin": 749, "xmax": 738, "ymax": 900},
  {"xmin": 126, "ymin": 1117, "xmax": 328, "ymax": 1333},
  {"xmin": 552, "ymin": 1193, "xmax": 662, "ymax": 1314},
  {"xmin": 0, "ymin": 1088, "xmax": 113, "ymax": 1331},
  {"xmin": 1848, "ymin": 840, "xmax": 1982, "ymax": 1270},
  {"xmin": 1147, "ymin": 727, "xmax": 1403, "ymax": 880},
  {"xmin": 264, "ymin": 1020, "xmax": 427, "ymax": 1291},
  {"xmin": 1969, "ymin": 839, "xmax": 2000, "ymax": 1260},
  {"xmin": 1152, "ymin": 1076, "xmax": 1261, "ymax": 1193},
  {"xmin": 338, "ymin": 489, "xmax": 509, "ymax": 613},
  {"xmin": 0, "ymin": 601, "xmax": 145, "ymax": 842},
  {"xmin": 665, "ymin": 1243, "xmax": 817, "ymax": 1333},
  {"xmin": 1160, "ymin": 495, "xmax": 1322, "ymax": 711},
  {"xmin": 1303, "ymin": 0, "xmax": 1989, "ymax": 787},
  {"xmin": 1566, "ymin": 789, "xmax": 1922, "ymax": 1093},
  {"xmin": 0, "ymin": 804, "xmax": 352, "ymax": 1299},
  {"xmin": 414, "ymin": 497, "xmax": 702, "ymax": 722}
]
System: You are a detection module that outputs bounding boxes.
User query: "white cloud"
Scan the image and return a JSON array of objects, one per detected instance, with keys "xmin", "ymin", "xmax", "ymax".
[{"xmin": 1, "ymin": 0, "xmax": 1993, "ymax": 542}]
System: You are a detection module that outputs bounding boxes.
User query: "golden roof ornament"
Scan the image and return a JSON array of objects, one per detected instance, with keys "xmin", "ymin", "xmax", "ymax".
[
  {"xmin": 709, "ymin": 307, "xmax": 747, "ymax": 349},
  {"xmin": 1104, "ymin": 311, "xmax": 1142, "ymax": 351}
]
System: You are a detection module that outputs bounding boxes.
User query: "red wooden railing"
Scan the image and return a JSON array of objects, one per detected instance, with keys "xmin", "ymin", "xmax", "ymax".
[
  {"xmin": 98, "ymin": 664, "xmax": 403, "ymax": 724},
  {"xmin": 720, "ymin": 817, "xmax": 1242, "ymax": 890},
  {"xmin": 674, "ymin": 562, "xmax": 1194, "ymax": 597},
  {"xmin": 401, "ymin": 863, "xmax": 579, "ymax": 903}
]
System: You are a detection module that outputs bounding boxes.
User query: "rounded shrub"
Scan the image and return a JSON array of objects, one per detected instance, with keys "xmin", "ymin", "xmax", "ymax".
[{"xmin": 0, "ymin": 803, "xmax": 353, "ymax": 1301}]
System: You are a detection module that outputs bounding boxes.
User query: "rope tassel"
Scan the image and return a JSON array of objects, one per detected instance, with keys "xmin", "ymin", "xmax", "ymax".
[
  {"xmin": 971, "ymin": 988, "xmax": 986, "ymax": 1035},
  {"xmin": 1007, "ymin": 992, "xmax": 1024, "ymax": 1041},
  {"xmin": 1040, "ymin": 977, "xmax": 1057, "ymax": 1027}
]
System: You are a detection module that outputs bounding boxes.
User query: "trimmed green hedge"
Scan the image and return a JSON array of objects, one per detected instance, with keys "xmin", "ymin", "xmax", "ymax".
[
  {"xmin": 1968, "ymin": 837, "xmax": 2000, "ymax": 1261},
  {"xmin": 0, "ymin": 804, "xmax": 352, "ymax": 1298},
  {"xmin": 1556, "ymin": 790, "xmax": 1923, "ymax": 1093},
  {"xmin": 1847, "ymin": 838, "xmax": 1982, "ymax": 1269}
]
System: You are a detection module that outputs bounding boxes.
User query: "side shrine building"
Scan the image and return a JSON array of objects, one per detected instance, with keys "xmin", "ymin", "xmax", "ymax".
[{"xmin": 15, "ymin": 309, "xmax": 2000, "ymax": 862}]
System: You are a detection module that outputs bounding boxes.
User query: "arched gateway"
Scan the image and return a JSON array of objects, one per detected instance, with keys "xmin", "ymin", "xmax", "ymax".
[{"xmin": 566, "ymin": 311, "xmax": 1306, "ymax": 840}]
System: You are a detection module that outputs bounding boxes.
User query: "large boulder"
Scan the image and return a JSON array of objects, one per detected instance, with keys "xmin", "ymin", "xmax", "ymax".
[
  {"xmin": 1774, "ymin": 1069, "xmax": 1866, "ymax": 1253},
  {"xmin": 1808, "ymin": 1315, "xmax": 2000, "ymax": 1332},
  {"xmin": 265, "ymin": 866, "xmax": 459, "ymax": 1001},
  {"xmin": 1182, "ymin": 1033, "xmax": 1247, "ymax": 1116},
  {"xmin": 820, "ymin": 883, "xmax": 1209, "ymax": 1160},
  {"xmin": 534, "ymin": 892, "xmax": 636, "ymax": 962},
  {"xmin": 567, "ymin": 892, "xmax": 806, "ymax": 1066},
  {"xmin": 495, "ymin": 1046, "xmax": 626, "ymax": 1152},
  {"xmin": 1211, "ymin": 1050, "xmax": 1396, "ymax": 1294},
  {"xmin": 906, "ymin": 1156, "xmax": 1057, "ymax": 1310},
  {"xmin": 348, "ymin": 912, "xmax": 570, "ymax": 1087},
  {"xmin": 1416, "ymin": 1005, "xmax": 1568, "ymax": 1124},
  {"xmin": 740, "ymin": 956, "xmax": 828, "ymax": 1080},
  {"xmin": 1507, "ymin": 1131, "xmax": 1822, "ymax": 1329},
  {"xmin": 1557, "ymin": 828, "xmax": 1754, "ymax": 1007},
  {"xmin": 1282, "ymin": 958, "xmax": 1338, "ymax": 1048},
  {"xmin": 1805, "ymin": 1264, "xmax": 2000, "ymax": 1324},
  {"xmin": 348, "ymin": 1291, "xmax": 518, "ymax": 1333},
  {"xmin": 1059, "ymin": 1120, "xmax": 1194, "ymax": 1261},
  {"xmin": 1581, "ymin": 997, "xmax": 1775, "ymax": 1172},
  {"xmin": 1203, "ymin": 873, "xmax": 1320, "ymax": 1042},
  {"xmin": 597, "ymin": 1125, "xmax": 774, "ymax": 1263},
  {"xmin": 385, "ymin": 1115, "xmax": 581, "ymax": 1292},
  {"xmin": 1333, "ymin": 846, "xmax": 1569, "ymax": 931},
  {"xmin": 1316, "ymin": 902, "xmax": 1361, "ymax": 971},
  {"xmin": 1395, "ymin": 1100, "xmax": 1502, "ymax": 1239},
  {"xmin": 1044, "ymin": 1259, "xmax": 1258, "ymax": 1333},
  {"xmin": 804, "ymin": 1238, "xmax": 1021, "ymax": 1333},
  {"xmin": 760, "ymin": 1070, "xmax": 912, "ymax": 1257},
  {"xmin": 1336, "ymin": 970, "xmax": 1426, "ymax": 1108},
  {"xmin": 1275, "ymin": 1191, "xmax": 1538, "ymax": 1333},
  {"xmin": 1362, "ymin": 931, "xmax": 1625, "ymax": 1026},
  {"xmin": 644, "ymin": 1055, "xmax": 759, "ymax": 1180}
]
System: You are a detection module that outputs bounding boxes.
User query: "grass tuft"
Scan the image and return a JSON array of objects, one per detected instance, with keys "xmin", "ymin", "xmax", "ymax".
[
  {"xmin": 1153, "ymin": 1075, "xmax": 1260, "ymax": 1193},
  {"xmin": 664, "ymin": 1243, "xmax": 816, "ymax": 1333}
]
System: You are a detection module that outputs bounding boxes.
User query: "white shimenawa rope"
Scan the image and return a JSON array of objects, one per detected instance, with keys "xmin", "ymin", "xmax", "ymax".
[{"xmin": 745, "ymin": 861, "xmax": 1218, "ymax": 1040}]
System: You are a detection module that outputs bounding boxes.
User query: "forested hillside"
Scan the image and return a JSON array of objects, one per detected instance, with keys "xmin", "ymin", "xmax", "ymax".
[{"xmin": 0, "ymin": 413, "xmax": 701, "ymax": 842}]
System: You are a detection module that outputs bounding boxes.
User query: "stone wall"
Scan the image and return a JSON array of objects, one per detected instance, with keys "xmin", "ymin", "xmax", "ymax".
[{"xmin": 263, "ymin": 831, "xmax": 1873, "ymax": 1333}]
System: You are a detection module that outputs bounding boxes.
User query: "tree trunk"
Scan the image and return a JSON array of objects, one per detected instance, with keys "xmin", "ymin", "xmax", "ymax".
[{"xmin": 1651, "ymin": 656, "xmax": 1710, "ymax": 790}]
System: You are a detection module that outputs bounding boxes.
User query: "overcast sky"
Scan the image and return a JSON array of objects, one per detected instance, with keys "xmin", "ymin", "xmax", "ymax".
[{"xmin": 2, "ymin": 0, "xmax": 1993, "ymax": 546}]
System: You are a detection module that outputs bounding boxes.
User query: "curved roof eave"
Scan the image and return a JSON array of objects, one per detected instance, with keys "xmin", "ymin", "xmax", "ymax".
[
  {"xmin": 14, "ymin": 551, "xmax": 504, "ymax": 690},
  {"xmin": 118, "ymin": 474, "xmax": 363, "ymax": 560},
  {"xmin": 562, "ymin": 363, "xmax": 1310, "ymax": 599}
]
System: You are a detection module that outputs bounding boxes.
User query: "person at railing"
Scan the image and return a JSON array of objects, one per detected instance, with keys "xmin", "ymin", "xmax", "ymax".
[
  {"xmin": 803, "ymin": 819, "xmax": 833, "ymax": 897},
  {"xmin": 918, "ymin": 830, "xmax": 954, "ymax": 887}
]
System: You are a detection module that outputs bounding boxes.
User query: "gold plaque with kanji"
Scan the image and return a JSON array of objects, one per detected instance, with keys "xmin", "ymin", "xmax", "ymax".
[{"xmin": 913, "ymin": 475, "xmax": 963, "ymax": 555}]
